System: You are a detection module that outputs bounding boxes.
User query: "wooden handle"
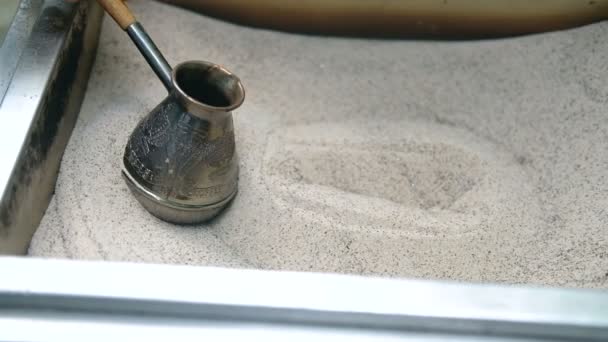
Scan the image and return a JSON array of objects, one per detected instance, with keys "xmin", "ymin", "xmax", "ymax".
[
  {"xmin": 159, "ymin": 0, "xmax": 608, "ymax": 38},
  {"xmin": 97, "ymin": 0, "xmax": 136, "ymax": 30}
]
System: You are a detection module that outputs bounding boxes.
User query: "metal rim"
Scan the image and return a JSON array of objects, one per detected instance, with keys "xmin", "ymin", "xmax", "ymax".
[{"xmin": 171, "ymin": 60, "xmax": 245, "ymax": 113}]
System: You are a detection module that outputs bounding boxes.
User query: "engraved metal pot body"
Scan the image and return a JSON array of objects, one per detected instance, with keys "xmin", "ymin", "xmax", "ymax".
[{"xmin": 122, "ymin": 61, "xmax": 245, "ymax": 224}]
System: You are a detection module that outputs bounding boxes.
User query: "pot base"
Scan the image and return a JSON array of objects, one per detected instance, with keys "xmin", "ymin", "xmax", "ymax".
[{"xmin": 121, "ymin": 170, "xmax": 237, "ymax": 225}]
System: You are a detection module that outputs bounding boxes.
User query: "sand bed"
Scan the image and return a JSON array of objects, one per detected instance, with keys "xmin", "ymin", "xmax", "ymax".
[{"xmin": 30, "ymin": 0, "xmax": 608, "ymax": 288}]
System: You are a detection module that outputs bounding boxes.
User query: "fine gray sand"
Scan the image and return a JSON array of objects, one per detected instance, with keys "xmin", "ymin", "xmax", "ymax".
[{"xmin": 30, "ymin": 0, "xmax": 608, "ymax": 288}]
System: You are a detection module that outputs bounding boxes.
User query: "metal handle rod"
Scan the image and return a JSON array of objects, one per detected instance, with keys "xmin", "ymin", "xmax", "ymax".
[{"xmin": 126, "ymin": 22, "xmax": 173, "ymax": 91}]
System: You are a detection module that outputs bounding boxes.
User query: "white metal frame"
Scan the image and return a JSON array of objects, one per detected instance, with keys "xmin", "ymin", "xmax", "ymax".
[{"xmin": 2, "ymin": 257, "xmax": 608, "ymax": 341}]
